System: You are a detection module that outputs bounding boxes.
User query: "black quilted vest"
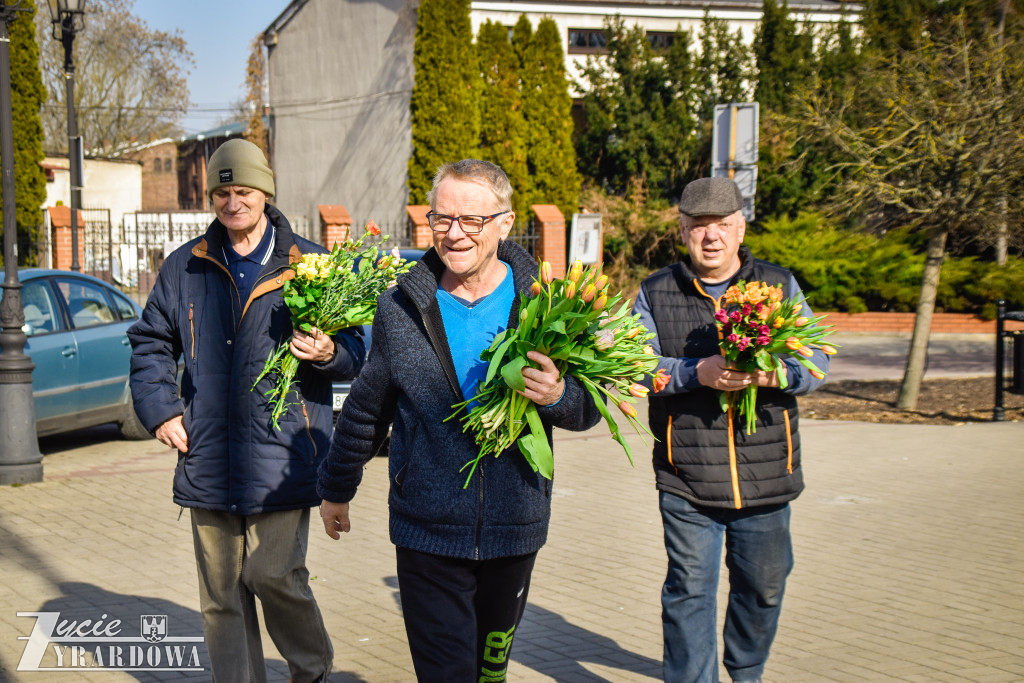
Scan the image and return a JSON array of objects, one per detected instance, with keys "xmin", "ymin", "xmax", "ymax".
[{"xmin": 644, "ymin": 246, "xmax": 804, "ymax": 509}]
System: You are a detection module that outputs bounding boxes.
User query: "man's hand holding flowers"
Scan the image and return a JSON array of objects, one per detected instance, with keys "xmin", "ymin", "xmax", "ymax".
[
  {"xmin": 290, "ymin": 326, "xmax": 335, "ymax": 363},
  {"xmin": 696, "ymin": 354, "xmax": 784, "ymax": 392}
]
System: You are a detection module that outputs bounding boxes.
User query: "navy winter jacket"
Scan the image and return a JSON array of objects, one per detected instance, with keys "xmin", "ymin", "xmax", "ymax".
[
  {"xmin": 128, "ymin": 206, "xmax": 365, "ymax": 515},
  {"xmin": 317, "ymin": 240, "xmax": 602, "ymax": 560}
]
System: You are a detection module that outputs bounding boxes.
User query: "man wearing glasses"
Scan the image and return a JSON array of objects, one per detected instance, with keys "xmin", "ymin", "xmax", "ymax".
[{"xmin": 318, "ymin": 159, "xmax": 600, "ymax": 680}]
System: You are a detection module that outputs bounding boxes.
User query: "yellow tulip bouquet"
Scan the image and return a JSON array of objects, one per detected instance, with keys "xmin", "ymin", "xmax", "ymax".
[
  {"xmin": 254, "ymin": 222, "xmax": 412, "ymax": 429},
  {"xmin": 448, "ymin": 259, "xmax": 670, "ymax": 487},
  {"xmin": 715, "ymin": 280, "xmax": 837, "ymax": 434}
]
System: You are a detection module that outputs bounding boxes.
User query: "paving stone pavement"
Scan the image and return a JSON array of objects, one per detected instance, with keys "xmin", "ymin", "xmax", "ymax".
[{"xmin": 1, "ymin": 396, "xmax": 1021, "ymax": 682}]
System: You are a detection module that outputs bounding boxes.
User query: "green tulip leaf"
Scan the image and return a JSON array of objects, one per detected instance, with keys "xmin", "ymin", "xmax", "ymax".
[{"xmin": 500, "ymin": 355, "xmax": 529, "ymax": 392}]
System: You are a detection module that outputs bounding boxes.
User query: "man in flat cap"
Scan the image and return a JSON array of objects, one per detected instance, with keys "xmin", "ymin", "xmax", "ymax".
[
  {"xmin": 633, "ymin": 177, "xmax": 828, "ymax": 683},
  {"xmin": 128, "ymin": 139, "xmax": 363, "ymax": 682}
]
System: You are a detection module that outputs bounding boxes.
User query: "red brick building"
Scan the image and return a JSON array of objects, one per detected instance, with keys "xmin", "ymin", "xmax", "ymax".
[{"xmin": 124, "ymin": 138, "xmax": 180, "ymax": 211}]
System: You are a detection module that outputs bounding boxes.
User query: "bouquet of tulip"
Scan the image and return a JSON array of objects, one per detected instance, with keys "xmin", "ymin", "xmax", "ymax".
[
  {"xmin": 448, "ymin": 259, "xmax": 670, "ymax": 487},
  {"xmin": 254, "ymin": 221, "xmax": 412, "ymax": 429},
  {"xmin": 715, "ymin": 280, "xmax": 837, "ymax": 434}
]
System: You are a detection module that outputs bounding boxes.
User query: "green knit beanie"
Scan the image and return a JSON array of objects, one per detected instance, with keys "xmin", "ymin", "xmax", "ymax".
[{"xmin": 206, "ymin": 139, "xmax": 275, "ymax": 198}]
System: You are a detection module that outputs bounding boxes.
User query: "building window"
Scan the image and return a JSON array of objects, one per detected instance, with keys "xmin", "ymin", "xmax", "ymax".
[
  {"xmin": 647, "ymin": 31, "xmax": 676, "ymax": 52},
  {"xmin": 567, "ymin": 28, "xmax": 607, "ymax": 54},
  {"xmin": 164, "ymin": 158, "xmax": 173, "ymax": 172},
  {"xmin": 153, "ymin": 158, "xmax": 162, "ymax": 172}
]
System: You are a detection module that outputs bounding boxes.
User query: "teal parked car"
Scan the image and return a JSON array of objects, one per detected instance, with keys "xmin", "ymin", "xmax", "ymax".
[{"xmin": 16, "ymin": 269, "xmax": 151, "ymax": 439}]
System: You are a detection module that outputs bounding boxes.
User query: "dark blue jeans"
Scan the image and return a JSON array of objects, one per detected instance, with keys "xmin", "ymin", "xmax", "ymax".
[{"xmin": 660, "ymin": 492, "xmax": 793, "ymax": 683}]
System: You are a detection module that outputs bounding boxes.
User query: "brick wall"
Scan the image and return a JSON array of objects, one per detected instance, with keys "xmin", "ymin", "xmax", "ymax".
[
  {"xmin": 407, "ymin": 205, "xmax": 431, "ymax": 249},
  {"xmin": 821, "ymin": 311, "xmax": 1024, "ymax": 334},
  {"xmin": 532, "ymin": 204, "xmax": 566, "ymax": 278},
  {"xmin": 48, "ymin": 206, "xmax": 85, "ymax": 271},
  {"xmin": 127, "ymin": 141, "xmax": 179, "ymax": 211},
  {"xmin": 319, "ymin": 205, "xmax": 352, "ymax": 248}
]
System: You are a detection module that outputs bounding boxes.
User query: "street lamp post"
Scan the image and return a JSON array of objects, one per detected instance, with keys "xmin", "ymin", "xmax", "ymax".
[
  {"xmin": 0, "ymin": 0, "xmax": 42, "ymax": 485},
  {"xmin": 46, "ymin": 0, "xmax": 86, "ymax": 272}
]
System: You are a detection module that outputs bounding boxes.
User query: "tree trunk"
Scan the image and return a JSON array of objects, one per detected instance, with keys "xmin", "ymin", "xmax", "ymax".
[
  {"xmin": 995, "ymin": 193, "xmax": 1008, "ymax": 266},
  {"xmin": 995, "ymin": 0, "xmax": 1009, "ymax": 267},
  {"xmin": 897, "ymin": 229, "xmax": 948, "ymax": 410}
]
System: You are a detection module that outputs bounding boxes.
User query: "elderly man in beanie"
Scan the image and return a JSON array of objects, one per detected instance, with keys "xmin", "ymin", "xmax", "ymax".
[
  {"xmin": 632, "ymin": 177, "xmax": 828, "ymax": 683},
  {"xmin": 128, "ymin": 139, "xmax": 362, "ymax": 682}
]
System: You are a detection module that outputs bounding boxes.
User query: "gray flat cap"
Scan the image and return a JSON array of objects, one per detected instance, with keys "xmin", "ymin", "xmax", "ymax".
[{"xmin": 678, "ymin": 177, "xmax": 743, "ymax": 217}]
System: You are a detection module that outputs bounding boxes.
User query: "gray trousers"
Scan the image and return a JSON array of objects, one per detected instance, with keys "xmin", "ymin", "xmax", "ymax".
[{"xmin": 190, "ymin": 507, "xmax": 333, "ymax": 683}]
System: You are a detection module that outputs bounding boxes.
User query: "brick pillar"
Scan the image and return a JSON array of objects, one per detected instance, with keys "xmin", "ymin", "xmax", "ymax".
[
  {"xmin": 318, "ymin": 205, "xmax": 352, "ymax": 248},
  {"xmin": 47, "ymin": 206, "xmax": 85, "ymax": 271},
  {"xmin": 532, "ymin": 205, "xmax": 566, "ymax": 278},
  {"xmin": 407, "ymin": 205, "xmax": 432, "ymax": 249}
]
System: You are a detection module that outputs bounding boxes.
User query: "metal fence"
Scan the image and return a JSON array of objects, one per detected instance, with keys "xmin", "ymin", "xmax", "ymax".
[
  {"xmin": 28, "ymin": 209, "xmax": 539, "ymax": 304},
  {"xmin": 120, "ymin": 211, "xmax": 215, "ymax": 295},
  {"xmin": 33, "ymin": 207, "xmax": 118, "ymax": 277},
  {"xmin": 509, "ymin": 219, "xmax": 538, "ymax": 258}
]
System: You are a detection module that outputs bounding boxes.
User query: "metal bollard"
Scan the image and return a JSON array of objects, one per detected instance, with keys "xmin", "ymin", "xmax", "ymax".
[{"xmin": 994, "ymin": 299, "xmax": 1024, "ymax": 421}]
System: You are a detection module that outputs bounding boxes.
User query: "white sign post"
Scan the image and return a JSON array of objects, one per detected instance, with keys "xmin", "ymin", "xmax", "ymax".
[
  {"xmin": 568, "ymin": 213, "xmax": 602, "ymax": 265},
  {"xmin": 711, "ymin": 103, "xmax": 759, "ymax": 221}
]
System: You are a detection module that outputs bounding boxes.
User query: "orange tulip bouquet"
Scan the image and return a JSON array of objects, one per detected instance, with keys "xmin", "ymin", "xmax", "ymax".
[
  {"xmin": 254, "ymin": 221, "xmax": 412, "ymax": 429},
  {"xmin": 448, "ymin": 259, "xmax": 671, "ymax": 487},
  {"xmin": 715, "ymin": 280, "xmax": 837, "ymax": 434}
]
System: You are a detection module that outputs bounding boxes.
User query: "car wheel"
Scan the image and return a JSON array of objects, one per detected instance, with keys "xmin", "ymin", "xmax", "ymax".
[{"xmin": 119, "ymin": 405, "xmax": 153, "ymax": 441}]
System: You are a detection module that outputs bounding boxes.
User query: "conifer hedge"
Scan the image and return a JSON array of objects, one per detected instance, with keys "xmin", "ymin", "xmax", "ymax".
[
  {"xmin": 407, "ymin": 0, "xmax": 480, "ymax": 205},
  {"xmin": 0, "ymin": 0, "xmax": 46, "ymax": 260}
]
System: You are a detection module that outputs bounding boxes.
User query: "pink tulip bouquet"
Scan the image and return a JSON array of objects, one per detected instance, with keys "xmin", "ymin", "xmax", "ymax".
[
  {"xmin": 448, "ymin": 259, "xmax": 669, "ymax": 487},
  {"xmin": 715, "ymin": 280, "xmax": 837, "ymax": 434}
]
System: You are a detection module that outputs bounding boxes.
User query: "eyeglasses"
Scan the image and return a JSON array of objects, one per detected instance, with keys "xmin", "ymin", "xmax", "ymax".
[{"xmin": 426, "ymin": 210, "xmax": 511, "ymax": 234}]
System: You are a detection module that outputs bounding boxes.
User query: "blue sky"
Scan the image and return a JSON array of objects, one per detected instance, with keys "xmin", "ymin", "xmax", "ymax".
[{"xmin": 132, "ymin": 0, "xmax": 290, "ymax": 135}]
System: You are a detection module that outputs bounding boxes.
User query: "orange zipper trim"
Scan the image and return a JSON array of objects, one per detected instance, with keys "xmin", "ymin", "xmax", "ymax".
[
  {"xmin": 784, "ymin": 410, "xmax": 793, "ymax": 474},
  {"xmin": 665, "ymin": 415, "xmax": 678, "ymax": 473},
  {"xmin": 188, "ymin": 303, "xmax": 195, "ymax": 359},
  {"xmin": 241, "ymin": 271, "xmax": 292, "ymax": 321},
  {"xmin": 726, "ymin": 406, "xmax": 742, "ymax": 508}
]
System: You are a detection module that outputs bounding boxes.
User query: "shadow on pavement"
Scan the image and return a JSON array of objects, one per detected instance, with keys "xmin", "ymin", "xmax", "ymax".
[
  {"xmin": 37, "ymin": 423, "xmax": 128, "ymax": 456},
  {"xmin": 514, "ymin": 603, "xmax": 662, "ymax": 681}
]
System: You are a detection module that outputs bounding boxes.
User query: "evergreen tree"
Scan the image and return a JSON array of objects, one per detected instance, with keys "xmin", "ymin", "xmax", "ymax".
[
  {"xmin": 859, "ymin": 0, "xmax": 937, "ymax": 54},
  {"xmin": 815, "ymin": 10, "xmax": 862, "ymax": 90},
  {"xmin": 694, "ymin": 12, "xmax": 753, "ymax": 125},
  {"xmin": 476, "ymin": 20, "xmax": 529, "ymax": 221},
  {"xmin": 753, "ymin": 0, "xmax": 814, "ymax": 113},
  {"xmin": 576, "ymin": 18, "xmax": 699, "ymax": 199},
  {"xmin": 510, "ymin": 14, "xmax": 532, "ymax": 74},
  {"xmin": 753, "ymin": 0, "xmax": 819, "ymax": 220},
  {"xmin": 1, "ymin": 0, "xmax": 47, "ymax": 259},
  {"xmin": 407, "ymin": 0, "xmax": 480, "ymax": 204},
  {"xmin": 519, "ymin": 17, "xmax": 580, "ymax": 220}
]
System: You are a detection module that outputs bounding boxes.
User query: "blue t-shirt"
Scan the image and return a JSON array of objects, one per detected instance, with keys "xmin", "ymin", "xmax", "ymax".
[{"xmin": 436, "ymin": 262, "xmax": 515, "ymax": 405}]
